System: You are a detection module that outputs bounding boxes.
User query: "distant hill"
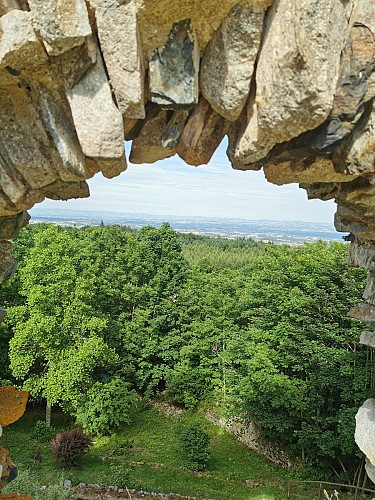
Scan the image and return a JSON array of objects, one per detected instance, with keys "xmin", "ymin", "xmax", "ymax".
[{"xmin": 29, "ymin": 208, "xmax": 345, "ymax": 245}]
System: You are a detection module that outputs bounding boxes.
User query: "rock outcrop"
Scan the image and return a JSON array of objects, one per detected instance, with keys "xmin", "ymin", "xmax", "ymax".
[{"xmin": 1, "ymin": 0, "xmax": 375, "ymax": 480}]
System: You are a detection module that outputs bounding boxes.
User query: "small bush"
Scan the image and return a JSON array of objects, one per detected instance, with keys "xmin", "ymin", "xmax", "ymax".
[
  {"xmin": 32, "ymin": 420, "xmax": 55, "ymax": 442},
  {"xmin": 177, "ymin": 422, "xmax": 210, "ymax": 470},
  {"xmin": 75, "ymin": 377, "xmax": 136, "ymax": 435},
  {"xmin": 51, "ymin": 428, "xmax": 93, "ymax": 468},
  {"xmin": 3, "ymin": 468, "xmax": 73, "ymax": 499}
]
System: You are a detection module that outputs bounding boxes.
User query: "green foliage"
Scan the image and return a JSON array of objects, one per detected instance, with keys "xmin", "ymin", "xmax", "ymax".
[
  {"xmin": 51, "ymin": 428, "xmax": 93, "ymax": 468},
  {"xmin": 3, "ymin": 468, "xmax": 73, "ymax": 499},
  {"xmin": 32, "ymin": 420, "xmax": 56, "ymax": 442},
  {"xmin": 176, "ymin": 421, "xmax": 210, "ymax": 470},
  {"xmin": 75, "ymin": 377, "xmax": 137, "ymax": 435}
]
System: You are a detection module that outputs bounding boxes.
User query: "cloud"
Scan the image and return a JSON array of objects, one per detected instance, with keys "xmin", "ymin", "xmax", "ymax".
[{"xmin": 37, "ymin": 140, "xmax": 337, "ymax": 224}]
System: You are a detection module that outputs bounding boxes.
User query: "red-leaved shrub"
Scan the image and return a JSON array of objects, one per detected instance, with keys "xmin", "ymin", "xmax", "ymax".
[{"xmin": 51, "ymin": 428, "xmax": 93, "ymax": 468}]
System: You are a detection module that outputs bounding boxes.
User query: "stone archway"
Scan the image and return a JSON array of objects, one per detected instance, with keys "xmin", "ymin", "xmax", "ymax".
[{"xmin": 0, "ymin": 0, "xmax": 375, "ymax": 480}]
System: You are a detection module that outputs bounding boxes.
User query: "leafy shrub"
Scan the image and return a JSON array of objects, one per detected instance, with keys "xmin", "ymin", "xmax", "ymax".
[
  {"xmin": 3, "ymin": 468, "xmax": 73, "ymax": 499},
  {"xmin": 177, "ymin": 421, "xmax": 210, "ymax": 470},
  {"xmin": 51, "ymin": 428, "xmax": 93, "ymax": 468},
  {"xmin": 75, "ymin": 377, "xmax": 136, "ymax": 435},
  {"xmin": 32, "ymin": 420, "xmax": 55, "ymax": 442}
]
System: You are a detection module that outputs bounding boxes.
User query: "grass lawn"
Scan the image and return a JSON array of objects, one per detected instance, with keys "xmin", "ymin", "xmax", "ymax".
[{"xmin": 1, "ymin": 403, "xmax": 369, "ymax": 500}]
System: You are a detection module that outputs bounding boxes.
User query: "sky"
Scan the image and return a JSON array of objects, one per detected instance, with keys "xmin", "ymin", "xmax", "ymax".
[{"xmin": 35, "ymin": 140, "xmax": 337, "ymax": 224}]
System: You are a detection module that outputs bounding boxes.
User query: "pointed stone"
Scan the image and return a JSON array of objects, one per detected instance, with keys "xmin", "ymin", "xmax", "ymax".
[
  {"xmin": 234, "ymin": 0, "xmax": 354, "ymax": 165},
  {"xmin": 28, "ymin": 0, "xmax": 92, "ymax": 56},
  {"xmin": 161, "ymin": 110, "xmax": 189, "ymax": 148},
  {"xmin": 37, "ymin": 85, "xmax": 89, "ymax": 182},
  {"xmin": 176, "ymin": 98, "xmax": 227, "ymax": 166},
  {"xmin": 200, "ymin": 5, "xmax": 264, "ymax": 121},
  {"xmin": 66, "ymin": 40, "xmax": 126, "ymax": 175},
  {"xmin": 129, "ymin": 109, "xmax": 176, "ymax": 164},
  {"xmin": 90, "ymin": 0, "xmax": 145, "ymax": 119},
  {"xmin": 149, "ymin": 19, "xmax": 199, "ymax": 109},
  {"xmin": 0, "ymin": 10, "xmax": 47, "ymax": 71}
]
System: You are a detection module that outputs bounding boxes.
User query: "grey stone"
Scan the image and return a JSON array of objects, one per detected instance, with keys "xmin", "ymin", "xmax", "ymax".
[
  {"xmin": 363, "ymin": 272, "xmax": 375, "ymax": 305},
  {"xmin": 349, "ymin": 303, "xmax": 375, "ymax": 324},
  {"xmin": 234, "ymin": 0, "xmax": 354, "ymax": 165},
  {"xmin": 66, "ymin": 39, "xmax": 126, "ymax": 174},
  {"xmin": 355, "ymin": 399, "xmax": 375, "ymax": 465},
  {"xmin": 37, "ymin": 85, "xmax": 89, "ymax": 182},
  {"xmin": 200, "ymin": 5, "xmax": 264, "ymax": 121},
  {"xmin": 365, "ymin": 458, "xmax": 375, "ymax": 485},
  {"xmin": 348, "ymin": 240, "xmax": 375, "ymax": 270},
  {"xmin": 28, "ymin": 0, "xmax": 92, "ymax": 56},
  {"xmin": 0, "ymin": 211, "xmax": 29, "ymax": 240},
  {"xmin": 91, "ymin": 0, "xmax": 145, "ymax": 118},
  {"xmin": 149, "ymin": 19, "xmax": 199, "ymax": 109},
  {"xmin": 0, "ymin": 258, "xmax": 17, "ymax": 280},
  {"xmin": 0, "ymin": 10, "xmax": 47, "ymax": 71},
  {"xmin": 360, "ymin": 331, "xmax": 375, "ymax": 348},
  {"xmin": 161, "ymin": 110, "xmax": 189, "ymax": 148},
  {"xmin": 63, "ymin": 480, "xmax": 72, "ymax": 489}
]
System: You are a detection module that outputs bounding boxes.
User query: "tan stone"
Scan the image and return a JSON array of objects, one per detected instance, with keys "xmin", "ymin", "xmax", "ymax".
[
  {"xmin": 0, "ymin": 211, "xmax": 29, "ymax": 239},
  {"xmin": 43, "ymin": 180, "xmax": 90, "ymax": 201},
  {"xmin": 0, "ymin": 0, "xmax": 23, "ymax": 16},
  {"xmin": 200, "ymin": 5, "xmax": 264, "ymax": 121},
  {"xmin": 177, "ymin": 98, "xmax": 228, "ymax": 166},
  {"xmin": 90, "ymin": 0, "xmax": 145, "ymax": 119},
  {"xmin": 234, "ymin": 0, "xmax": 354, "ymax": 166},
  {"xmin": 0, "ymin": 10, "xmax": 47, "ymax": 71},
  {"xmin": 66, "ymin": 40, "xmax": 126, "ymax": 174},
  {"xmin": 264, "ymin": 158, "xmax": 360, "ymax": 186},
  {"xmin": 136, "ymin": 0, "xmax": 273, "ymax": 61},
  {"xmin": 28, "ymin": 0, "xmax": 91, "ymax": 56},
  {"xmin": 130, "ymin": 109, "xmax": 176, "ymax": 164}
]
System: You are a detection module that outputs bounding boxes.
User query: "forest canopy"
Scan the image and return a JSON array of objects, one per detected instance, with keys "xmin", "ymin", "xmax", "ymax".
[{"xmin": 0, "ymin": 223, "xmax": 370, "ymax": 478}]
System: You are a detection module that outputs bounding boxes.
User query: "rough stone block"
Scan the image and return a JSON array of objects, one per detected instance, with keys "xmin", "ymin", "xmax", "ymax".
[
  {"xmin": 37, "ymin": 85, "xmax": 89, "ymax": 182},
  {"xmin": 360, "ymin": 331, "xmax": 375, "ymax": 348},
  {"xmin": 349, "ymin": 302, "xmax": 375, "ymax": 324},
  {"xmin": 149, "ymin": 19, "xmax": 199, "ymax": 109},
  {"xmin": 66, "ymin": 40, "xmax": 126, "ymax": 174},
  {"xmin": 0, "ymin": 211, "xmax": 29, "ymax": 240},
  {"xmin": 177, "ymin": 98, "xmax": 228, "ymax": 166},
  {"xmin": 363, "ymin": 272, "xmax": 375, "ymax": 305},
  {"xmin": 200, "ymin": 5, "xmax": 264, "ymax": 121},
  {"xmin": 91, "ymin": 0, "xmax": 145, "ymax": 118},
  {"xmin": 355, "ymin": 399, "xmax": 375, "ymax": 465},
  {"xmin": 234, "ymin": 0, "xmax": 354, "ymax": 165},
  {"xmin": 130, "ymin": 109, "xmax": 176, "ymax": 164},
  {"xmin": 28, "ymin": 0, "xmax": 92, "ymax": 56},
  {"xmin": 161, "ymin": 110, "xmax": 189, "ymax": 148},
  {"xmin": 43, "ymin": 180, "xmax": 90, "ymax": 201},
  {"xmin": 264, "ymin": 158, "xmax": 360, "ymax": 186},
  {"xmin": 348, "ymin": 240, "xmax": 375, "ymax": 270},
  {"xmin": 0, "ymin": 10, "xmax": 47, "ymax": 71}
]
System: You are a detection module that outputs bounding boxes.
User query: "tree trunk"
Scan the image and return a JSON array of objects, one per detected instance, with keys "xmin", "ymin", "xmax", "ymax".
[{"xmin": 46, "ymin": 400, "xmax": 52, "ymax": 428}]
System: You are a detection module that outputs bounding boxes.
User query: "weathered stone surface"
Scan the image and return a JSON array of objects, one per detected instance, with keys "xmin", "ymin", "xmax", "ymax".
[
  {"xmin": 264, "ymin": 158, "xmax": 360, "ymax": 186},
  {"xmin": 349, "ymin": 303, "xmax": 375, "ymax": 324},
  {"xmin": 149, "ymin": 19, "xmax": 199, "ymax": 109},
  {"xmin": 0, "ymin": 212, "xmax": 29, "ymax": 240},
  {"xmin": 0, "ymin": 1, "xmax": 23, "ymax": 16},
  {"xmin": 43, "ymin": 180, "xmax": 90, "ymax": 201},
  {"xmin": 130, "ymin": 108, "xmax": 176, "ymax": 164},
  {"xmin": 66, "ymin": 41, "xmax": 126, "ymax": 173},
  {"xmin": 0, "ymin": 10, "xmax": 47, "ymax": 71},
  {"xmin": 334, "ymin": 99, "xmax": 375, "ymax": 176},
  {"xmin": 348, "ymin": 240, "xmax": 375, "ymax": 270},
  {"xmin": 161, "ymin": 110, "xmax": 189, "ymax": 148},
  {"xmin": 234, "ymin": 0, "xmax": 354, "ymax": 166},
  {"xmin": 365, "ymin": 458, "xmax": 375, "ymax": 484},
  {"xmin": 299, "ymin": 182, "xmax": 337, "ymax": 202},
  {"xmin": 177, "ymin": 98, "xmax": 228, "ymax": 166},
  {"xmin": 363, "ymin": 272, "xmax": 375, "ymax": 305},
  {"xmin": 136, "ymin": 0, "xmax": 273, "ymax": 61},
  {"xmin": 355, "ymin": 399, "xmax": 375, "ymax": 465},
  {"xmin": 90, "ymin": 0, "xmax": 145, "ymax": 119},
  {"xmin": 359, "ymin": 331, "xmax": 375, "ymax": 347},
  {"xmin": 37, "ymin": 85, "xmax": 89, "ymax": 182},
  {"xmin": 200, "ymin": 5, "xmax": 264, "ymax": 121},
  {"xmin": 28, "ymin": 0, "xmax": 91, "ymax": 56}
]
